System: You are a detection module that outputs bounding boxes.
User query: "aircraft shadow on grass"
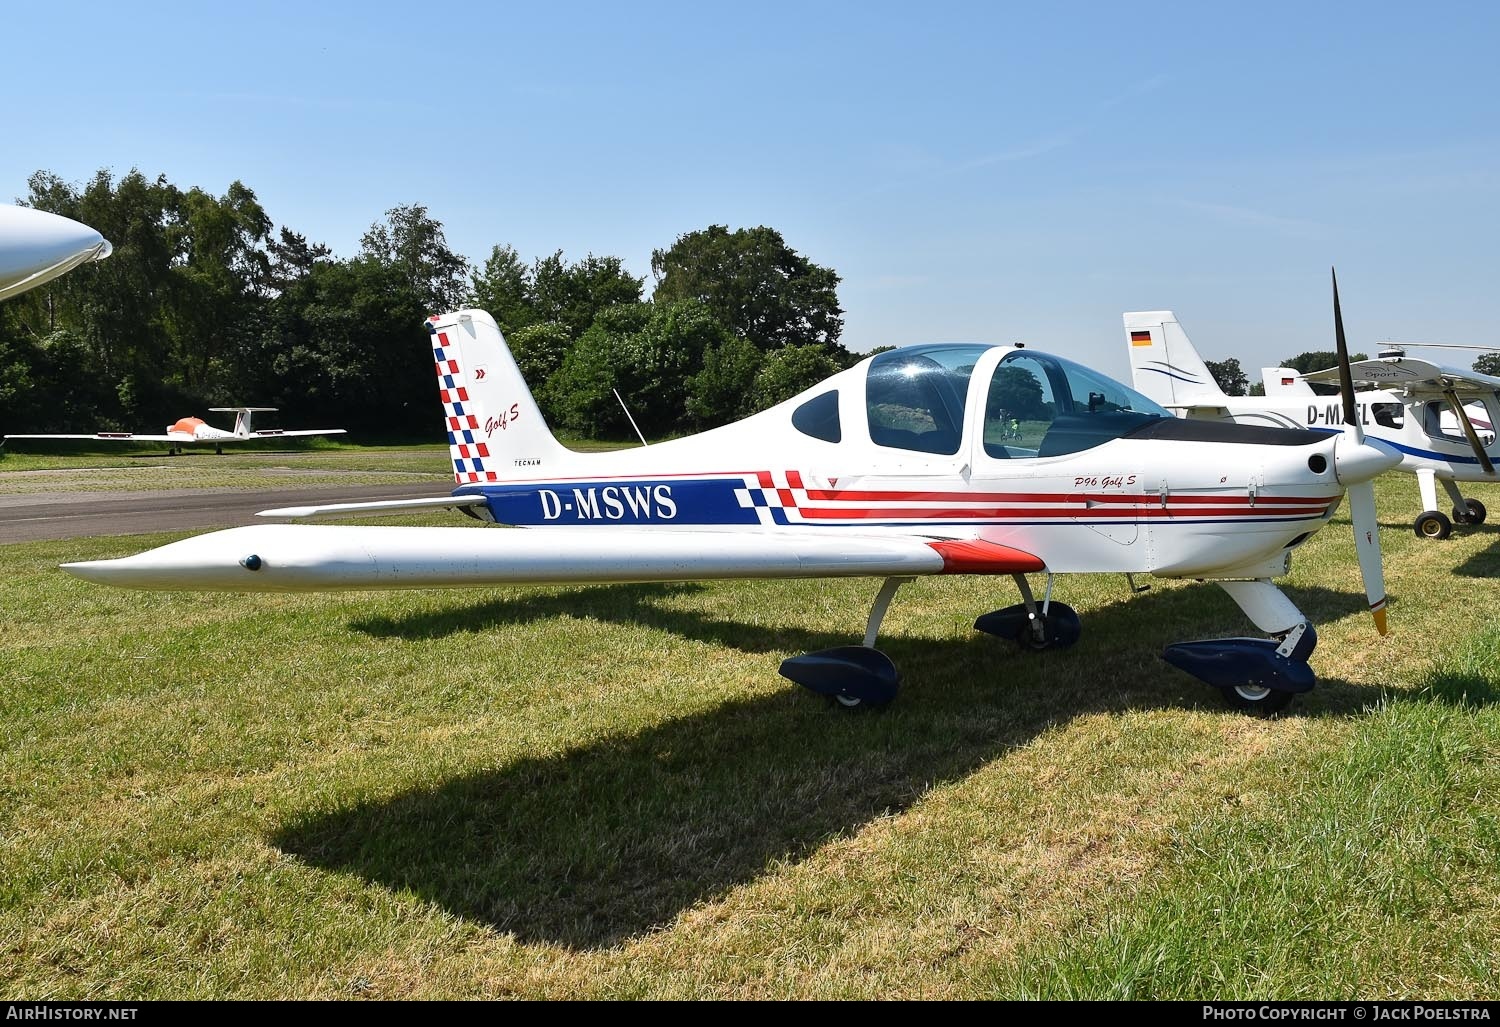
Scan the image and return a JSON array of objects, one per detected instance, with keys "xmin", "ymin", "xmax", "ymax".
[
  {"xmin": 279, "ymin": 580, "xmax": 1411, "ymax": 951},
  {"xmin": 1455, "ymin": 537, "xmax": 1500, "ymax": 579}
]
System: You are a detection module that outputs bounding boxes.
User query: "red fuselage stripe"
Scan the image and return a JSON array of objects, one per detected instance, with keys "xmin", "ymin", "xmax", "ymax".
[
  {"xmin": 796, "ymin": 505, "xmax": 1332, "ymax": 520},
  {"xmin": 802, "ymin": 489, "xmax": 1330, "ymax": 506}
]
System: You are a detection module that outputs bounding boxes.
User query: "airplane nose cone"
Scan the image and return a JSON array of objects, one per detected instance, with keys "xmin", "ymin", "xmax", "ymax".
[
  {"xmin": 1333, "ymin": 434, "xmax": 1401, "ymax": 485},
  {"xmin": 0, "ymin": 205, "xmax": 112, "ymax": 301}
]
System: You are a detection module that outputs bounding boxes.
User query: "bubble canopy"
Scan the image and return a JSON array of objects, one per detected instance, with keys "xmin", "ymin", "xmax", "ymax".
[{"xmin": 862, "ymin": 344, "xmax": 1171, "ymax": 457}]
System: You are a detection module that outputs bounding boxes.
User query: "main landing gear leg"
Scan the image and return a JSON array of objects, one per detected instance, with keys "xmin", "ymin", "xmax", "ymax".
[
  {"xmin": 1413, "ymin": 467, "xmax": 1453, "ymax": 540},
  {"xmin": 1439, "ymin": 475, "xmax": 1487, "ymax": 529},
  {"xmin": 972, "ymin": 573, "xmax": 1082, "ymax": 651},
  {"xmin": 1162, "ymin": 579, "xmax": 1316, "ymax": 715},
  {"xmin": 778, "ymin": 576, "xmax": 912, "ymax": 709}
]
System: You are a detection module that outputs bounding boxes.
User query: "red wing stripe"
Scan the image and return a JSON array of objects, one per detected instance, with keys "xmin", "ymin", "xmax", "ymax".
[{"xmin": 928, "ymin": 540, "xmax": 1046, "ymax": 574}]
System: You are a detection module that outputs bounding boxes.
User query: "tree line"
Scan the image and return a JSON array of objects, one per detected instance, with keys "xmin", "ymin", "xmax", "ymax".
[
  {"xmin": 0, "ymin": 170, "xmax": 853, "ymax": 441},
  {"xmin": 1206, "ymin": 353, "xmax": 1368, "ymax": 397}
]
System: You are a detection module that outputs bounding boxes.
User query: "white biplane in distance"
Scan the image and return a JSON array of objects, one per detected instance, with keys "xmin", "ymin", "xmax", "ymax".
[
  {"xmin": 65, "ymin": 275, "xmax": 1398, "ymax": 715},
  {"xmin": 1127, "ymin": 310, "xmax": 1500, "ymax": 540},
  {"xmin": 0, "ymin": 203, "xmax": 112, "ymax": 301},
  {"xmin": 6, "ymin": 407, "xmax": 346, "ymax": 455}
]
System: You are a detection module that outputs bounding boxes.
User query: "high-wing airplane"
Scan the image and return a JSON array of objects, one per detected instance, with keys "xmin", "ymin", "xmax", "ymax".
[
  {"xmin": 0, "ymin": 203, "xmax": 112, "ymax": 301},
  {"xmin": 5, "ymin": 407, "xmax": 346, "ymax": 454},
  {"xmin": 1127, "ymin": 311, "xmax": 1500, "ymax": 540},
  {"xmin": 64, "ymin": 276, "xmax": 1398, "ymax": 715}
]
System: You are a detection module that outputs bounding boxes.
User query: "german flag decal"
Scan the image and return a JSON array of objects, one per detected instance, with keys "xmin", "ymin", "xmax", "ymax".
[{"xmin": 1130, "ymin": 330, "xmax": 1152, "ymax": 346}]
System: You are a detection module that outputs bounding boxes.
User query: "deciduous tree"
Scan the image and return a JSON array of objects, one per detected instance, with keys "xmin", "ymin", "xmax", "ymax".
[
  {"xmin": 1205, "ymin": 357, "xmax": 1249, "ymax": 396},
  {"xmin": 651, "ymin": 225, "xmax": 843, "ymax": 351}
]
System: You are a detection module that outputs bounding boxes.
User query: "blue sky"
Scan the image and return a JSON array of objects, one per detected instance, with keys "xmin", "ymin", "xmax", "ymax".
[{"xmin": 6, "ymin": 1, "xmax": 1498, "ymax": 378}]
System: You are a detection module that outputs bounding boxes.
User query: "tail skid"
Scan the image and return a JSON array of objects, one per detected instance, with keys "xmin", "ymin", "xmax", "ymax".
[
  {"xmin": 426, "ymin": 310, "xmax": 570, "ymax": 483},
  {"xmin": 1124, "ymin": 311, "xmax": 1228, "ymax": 409}
]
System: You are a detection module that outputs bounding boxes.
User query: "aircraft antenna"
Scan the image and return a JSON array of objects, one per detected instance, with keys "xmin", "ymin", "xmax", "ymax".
[{"xmin": 613, "ymin": 389, "xmax": 649, "ymax": 447}]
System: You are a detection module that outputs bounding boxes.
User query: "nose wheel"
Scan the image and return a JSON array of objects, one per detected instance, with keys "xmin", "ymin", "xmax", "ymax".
[{"xmin": 1217, "ymin": 683, "xmax": 1295, "ymax": 716}]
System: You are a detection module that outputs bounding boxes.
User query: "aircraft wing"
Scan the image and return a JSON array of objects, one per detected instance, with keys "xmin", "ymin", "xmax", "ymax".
[
  {"xmin": 3, "ymin": 432, "xmax": 177, "ymax": 442},
  {"xmin": 60, "ymin": 523, "xmax": 1045, "ymax": 591},
  {"xmin": 1303, "ymin": 356, "xmax": 1500, "ymax": 392}
]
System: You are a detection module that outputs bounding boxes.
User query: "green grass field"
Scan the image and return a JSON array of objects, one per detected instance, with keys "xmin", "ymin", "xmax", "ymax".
[{"xmin": 1, "ymin": 467, "xmax": 1496, "ymax": 998}]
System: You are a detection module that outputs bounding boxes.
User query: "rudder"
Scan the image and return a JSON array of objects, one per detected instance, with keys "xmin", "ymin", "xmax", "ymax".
[
  {"xmin": 426, "ymin": 309, "xmax": 568, "ymax": 483},
  {"xmin": 1124, "ymin": 310, "xmax": 1227, "ymax": 408}
]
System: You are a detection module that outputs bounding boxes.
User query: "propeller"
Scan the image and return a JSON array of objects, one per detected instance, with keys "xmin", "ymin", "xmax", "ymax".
[{"xmin": 1331, "ymin": 268, "xmax": 1390, "ymax": 636}]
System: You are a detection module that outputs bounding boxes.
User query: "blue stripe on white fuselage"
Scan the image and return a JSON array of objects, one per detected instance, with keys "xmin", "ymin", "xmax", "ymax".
[
  {"xmin": 1306, "ymin": 426, "xmax": 1488, "ymax": 465},
  {"xmin": 465, "ymin": 479, "xmax": 757, "ymax": 526}
]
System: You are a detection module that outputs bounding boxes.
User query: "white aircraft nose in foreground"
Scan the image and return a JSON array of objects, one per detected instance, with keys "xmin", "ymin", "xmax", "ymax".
[{"xmin": 0, "ymin": 203, "xmax": 112, "ymax": 301}]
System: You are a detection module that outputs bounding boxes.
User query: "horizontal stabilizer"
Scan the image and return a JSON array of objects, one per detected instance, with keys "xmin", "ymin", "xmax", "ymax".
[
  {"xmin": 258, "ymin": 495, "xmax": 489, "ymax": 520},
  {"xmin": 249, "ymin": 429, "xmax": 347, "ymax": 438}
]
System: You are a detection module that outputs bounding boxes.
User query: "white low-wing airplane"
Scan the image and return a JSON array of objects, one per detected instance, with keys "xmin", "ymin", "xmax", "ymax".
[
  {"xmin": 65, "ymin": 278, "xmax": 1398, "ymax": 714},
  {"xmin": 0, "ymin": 203, "xmax": 112, "ymax": 301},
  {"xmin": 6, "ymin": 407, "xmax": 346, "ymax": 454},
  {"xmin": 1127, "ymin": 309, "xmax": 1500, "ymax": 540}
]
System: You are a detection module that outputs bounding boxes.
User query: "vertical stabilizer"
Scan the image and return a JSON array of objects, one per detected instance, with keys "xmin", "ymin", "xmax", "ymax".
[
  {"xmin": 1124, "ymin": 311, "xmax": 1228, "ymax": 408},
  {"xmin": 425, "ymin": 309, "xmax": 569, "ymax": 483},
  {"xmin": 210, "ymin": 406, "xmax": 277, "ymax": 437},
  {"xmin": 1262, "ymin": 368, "xmax": 1315, "ymax": 397}
]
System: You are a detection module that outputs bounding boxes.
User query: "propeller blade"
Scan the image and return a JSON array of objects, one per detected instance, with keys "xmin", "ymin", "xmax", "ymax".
[
  {"xmin": 1332, "ymin": 269, "xmax": 1389, "ymax": 635},
  {"xmin": 1349, "ymin": 480, "xmax": 1388, "ymax": 636},
  {"xmin": 1332, "ymin": 267, "xmax": 1363, "ymax": 443}
]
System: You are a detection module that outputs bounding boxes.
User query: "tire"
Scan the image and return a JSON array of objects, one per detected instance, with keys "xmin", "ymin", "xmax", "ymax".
[
  {"xmin": 1218, "ymin": 684, "xmax": 1295, "ymax": 716},
  {"xmin": 1414, "ymin": 510, "xmax": 1452, "ymax": 540},
  {"xmin": 1454, "ymin": 499, "xmax": 1487, "ymax": 526}
]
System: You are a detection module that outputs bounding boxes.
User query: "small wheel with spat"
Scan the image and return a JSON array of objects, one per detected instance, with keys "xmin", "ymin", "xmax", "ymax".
[
  {"xmin": 1217, "ymin": 683, "xmax": 1295, "ymax": 716},
  {"xmin": 1014, "ymin": 603, "xmax": 1082, "ymax": 651},
  {"xmin": 1018, "ymin": 616, "xmax": 1055, "ymax": 651},
  {"xmin": 1414, "ymin": 510, "xmax": 1452, "ymax": 540},
  {"xmin": 1453, "ymin": 499, "xmax": 1487, "ymax": 526}
]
